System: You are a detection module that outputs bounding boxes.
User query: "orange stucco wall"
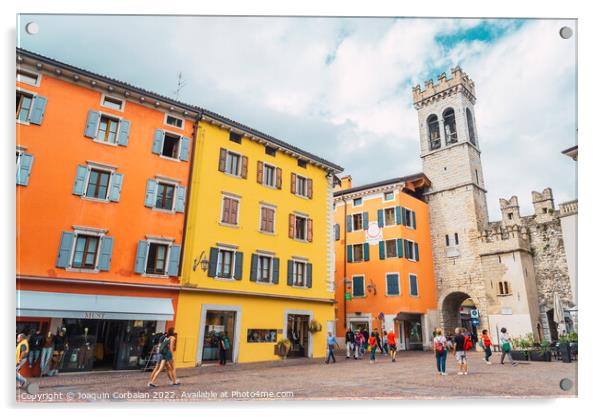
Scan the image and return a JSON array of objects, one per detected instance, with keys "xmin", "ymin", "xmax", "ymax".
[
  {"xmin": 16, "ymin": 70, "xmax": 192, "ymax": 289},
  {"xmin": 333, "ymin": 187, "xmax": 437, "ymax": 336}
]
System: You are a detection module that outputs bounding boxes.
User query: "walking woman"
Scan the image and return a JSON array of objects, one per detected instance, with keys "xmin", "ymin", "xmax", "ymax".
[
  {"xmin": 148, "ymin": 328, "xmax": 179, "ymax": 387},
  {"xmin": 433, "ymin": 328, "xmax": 447, "ymax": 375},
  {"xmin": 499, "ymin": 327, "xmax": 517, "ymax": 366},
  {"xmin": 354, "ymin": 330, "xmax": 363, "ymax": 359},
  {"xmin": 368, "ymin": 332, "xmax": 377, "ymax": 364},
  {"xmin": 481, "ymin": 329, "xmax": 493, "ymax": 365}
]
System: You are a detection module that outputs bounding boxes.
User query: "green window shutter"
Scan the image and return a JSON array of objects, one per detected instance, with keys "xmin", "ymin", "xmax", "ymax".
[
  {"xmin": 207, "ymin": 247, "xmax": 219, "ymax": 277},
  {"xmin": 272, "ymin": 257, "xmax": 280, "ymax": 284},
  {"xmin": 353, "ymin": 276, "xmax": 364, "ymax": 297},
  {"xmin": 397, "ymin": 238, "xmax": 404, "ymax": 258},
  {"xmin": 179, "ymin": 137, "xmax": 191, "ymax": 161},
  {"xmin": 16, "ymin": 153, "xmax": 34, "ymax": 186},
  {"xmin": 287, "ymin": 260, "xmax": 294, "ymax": 286},
  {"xmin": 134, "ymin": 240, "xmax": 149, "ymax": 274},
  {"xmin": 347, "ymin": 245, "xmax": 353, "ymax": 262},
  {"xmin": 411, "ymin": 211, "xmax": 417, "ymax": 229},
  {"xmin": 234, "ymin": 252, "xmax": 243, "ymax": 280},
  {"xmin": 167, "ymin": 245, "xmax": 181, "ymax": 277},
  {"xmin": 152, "ymin": 129, "xmax": 164, "ymax": 154},
  {"xmin": 108, "ymin": 173, "xmax": 124, "ymax": 202},
  {"xmin": 363, "ymin": 242, "xmax": 370, "ymax": 261},
  {"xmin": 174, "ymin": 185, "xmax": 186, "ymax": 213},
  {"xmin": 378, "ymin": 241, "xmax": 385, "ymax": 260},
  {"xmin": 144, "ymin": 179, "xmax": 157, "ymax": 207},
  {"xmin": 250, "ymin": 254, "xmax": 258, "ymax": 282},
  {"xmin": 117, "ymin": 119, "xmax": 131, "ymax": 146},
  {"xmin": 56, "ymin": 231, "xmax": 75, "ymax": 268},
  {"xmin": 72, "ymin": 165, "xmax": 88, "ymax": 196},
  {"xmin": 377, "ymin": 209, "xmax": 384, "ymax": 227},
  {"xmin": 29, "ymin": 95, "xmax": 47, "ymax": 125},
  {"xmin": 84, "ymin": 110, "xmax": 100, "ymax": 138},
  {"xmin": 386, "ymin": 274, "xmax": 400, "ymax": 295},
  {"xmin": 306, "ymin": 263, "xmax": 313, "ymax": 288},
  {"xmin": 401, "ymin": 207, "xmax": 407, "ymax": 226},
  {"xmin": 404, "ymin": 240, "xmax": 410, "ymax": 259},
  {"xmin": 98, "ymin": 236, "xmax": 114, "ymax": 271},
  {"xmin": 362, "ymin": 212, "xmax": 369, "ymax": 230},
  {"xmin": 410, "ymin": 275, "xmax": 418, "ymax": 296},
  {"xmin": 395, "ymin": 206, "xmax": 401, "ymax": 225},
  {"xmin": 415, "ymin": 243, "xmax": 420, "ymax": 261}
]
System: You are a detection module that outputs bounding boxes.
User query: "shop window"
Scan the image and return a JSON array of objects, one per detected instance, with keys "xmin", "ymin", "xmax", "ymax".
[
  {"xmin": 352, "ymin": 275, "xmax": 365, "ymax": 297},
  {"xmin": 221, "ymin": 196, "xmax": 240, "ymax": 226},
  {"xmin": 145, "ymin": 243, "xmax": 168, "ymax": 275},
  {"xmin": 247, "ymin": 329, "xmax": 277, "ymax": 343}
]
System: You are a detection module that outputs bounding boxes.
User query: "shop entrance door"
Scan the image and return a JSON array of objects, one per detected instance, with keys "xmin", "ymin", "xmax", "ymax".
[
  {"xmin": 287, "ymin": 314, "xmax": 309, "ymax": 358},
  {"xmin": 202, "ymin": 311, "xmax": 236, "ymax": 362}
]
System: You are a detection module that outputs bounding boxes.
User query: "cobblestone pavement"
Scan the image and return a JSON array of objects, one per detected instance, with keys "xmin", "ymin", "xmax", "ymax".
[{"xmin": 16, "ymin": 351, "xmax": 577, "ymax": 403}]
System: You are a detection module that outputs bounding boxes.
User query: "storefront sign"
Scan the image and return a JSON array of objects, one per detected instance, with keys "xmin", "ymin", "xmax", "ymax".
[{"xmin": 83, "ymin": 311, "xmax": 106, "ymax": 319}]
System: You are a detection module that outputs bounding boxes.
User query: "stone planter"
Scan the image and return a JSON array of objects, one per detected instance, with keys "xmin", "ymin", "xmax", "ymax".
[
  {"xmin": 529, "ymin": 351, "xmax": 551, "ymax": 362},
  {"xmin": 510, "ymin": 350, "xmax": 529, "ymax": 361},
  {"xmin": 274, "ymin": 345, "xmax": 289, "ymax": 359}
]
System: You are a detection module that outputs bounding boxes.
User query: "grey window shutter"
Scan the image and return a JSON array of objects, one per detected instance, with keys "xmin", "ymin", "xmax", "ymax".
[
  {"xmin": 72, "ymin": 165, "xmax": 88, "ymax": 196},
  {"xmin": 402, "ymin": 207, "xmax": 408, "ymax": 226},
  {"xmin": 272, "ymin": 258, "xmax": 280, "ymax": 284},
  {"xmin": 363, "ymin": 242, "xmax": 370, "ymax": 261},
  {"xmin": 174, "ymin": 185, "xmax": 186, "ymax": 213},
  {"xmin": 378, "ymin": 241, "xmax": 385, "ymax": 260},
  {"xmin": 152, "ymin": 129, "xmax": 164, "ymax": 154},
  {"xmin": 117, "ymin": 119, "xmax": 131, "ymax": 146},
  {"xmin": 397, "ymin": 238, "xmax": 404, "ymax": 258},
  {"xmin": 144, "ymin": 179, "xmax": 157, "ymax": 207},
  {"xmin": 287, "ymin": 260, "xmax": 294, "ymax": 286},
  {"xmin": 411, "ymin": 211, "xmax": 417, "ymax": 229},
  {"xmin": 362, "ymin": 212, "xmax": 369, "ymax": 230},
  {"xmin": 134, "ymin": 240, "xmax": 149, "ymax": 274},
  {"xmin": 98, "ymin": 236, "xmax": 114, "ymax": 271},
  {"xmin": 84, "ymin": 110, "xmax": 100, "ymax": 138},
  {"xmin": 56, "ymin": 231, "xmax": 75, "ymax": 268},
  {"xmin": 179, "ymin": 137, "xmax": 191, "ymax": 161},
  {"xmin": 207, "ymin": 247, "xmax": 219, "ymax": 277},
  {"xmin": 108, "ymin": 173, "xmax": 124, "ymax": 202},
  {"xmin": 234, "ymin": 252, "xmax": 243, "ymax": 280},
  {"xmin": 377, "ymin": 209, "xmax": 384, "ymax": 227},
  {"xmin": 396, "ymin": 206, "xmax": 402, "ymax": 225},
  {"xmin": 16, "ymin": 153, "xmax": 34, "ymax": 186},
  {"xmin": 334, "ymin": 224, "xmax": 340, "ymax": 241},
  {"xmin": 167, "ymin": 245, "xmax": 181, "ymax": 277},
  {"xmin": 29, "ymin": 95, "xmax": 47, "ymax": 125},
  {"xmin": 250, "ymin": 254, "xmax": 258, "ymax": 282},
  {"xmin": 306, "ymin": 263, "xmax": 312, "ymax": 288},
  {"xmin": 346, "ymin": 215, "xmax": 352, "ymax": 232}
]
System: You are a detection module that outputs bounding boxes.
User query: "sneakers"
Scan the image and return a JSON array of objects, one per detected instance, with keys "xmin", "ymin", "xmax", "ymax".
[
  {"xmin": 486, "ymin": 361, "xmax": 492, "ymax": 365},
  {"xmin": 370, "ymin": 360, "xmax": 374, "ymax": 364},
  {"xmin": 457, "ymin": 372, "xmax": 464, "ymax": 375},
  {"xmin": 392, "ymin": 358, "xmax": 396, "ymax": 362},
  {"xmin": 171, "ymin": 380, "xmax": 181, "ymax": 386},
  {"xmin": 511, "ymin": 362, "xmax": 518, "ymax": 367},
  {"xmin": 147, "ymin": 383, "xmax": 157, "ymax": 388},
  {"xmin": 441, "ymin": 372, "xmax": 447, "ymax": 376},
  {"xmin": 464, "ymin": 372, "xmax": 468, "ymax": 375}
]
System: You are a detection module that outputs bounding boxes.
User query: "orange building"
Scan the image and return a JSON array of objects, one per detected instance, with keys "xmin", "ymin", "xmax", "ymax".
[
  {"xmin": 333, "ymin": 174, "xmax": 438, "ymax": 350},
  {"xmin": 16, "ymin": 48, "xmax": 199, "ymax": 372}
]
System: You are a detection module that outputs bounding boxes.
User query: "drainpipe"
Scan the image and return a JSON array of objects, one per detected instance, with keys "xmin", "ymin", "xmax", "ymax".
[{"xmin": 342, "ymin": 196, "xmax": 348, "ymax": 331}]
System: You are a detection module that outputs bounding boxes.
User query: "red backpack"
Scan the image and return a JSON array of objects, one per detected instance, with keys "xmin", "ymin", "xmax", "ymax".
[
  {"xmin": 464, "ymin": 335, "xmax": 473, "ymax": 351},
  {"xmin": 435, "ymin": 339, "xmax": 444, "ymax": 353}
]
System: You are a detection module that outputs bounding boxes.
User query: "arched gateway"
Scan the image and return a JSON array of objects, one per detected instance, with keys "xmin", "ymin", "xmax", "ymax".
[{"xmin": 439, "ymin": 290, "xmax": 487, "ymax": 336}]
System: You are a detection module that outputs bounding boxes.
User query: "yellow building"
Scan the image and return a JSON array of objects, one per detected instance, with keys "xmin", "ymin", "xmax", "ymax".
[{"xmin": 175, "ymin": 110, "xmax": 344, "ymax": 367}]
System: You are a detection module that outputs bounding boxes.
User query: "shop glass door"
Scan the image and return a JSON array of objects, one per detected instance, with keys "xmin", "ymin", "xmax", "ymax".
[
  {"xmin": 202, "ymin": 311, "xmax": 236, "ymax": 362},
  {"xmin": 287, "ymin": 314, "xmax": 309, "ymax": 358}
]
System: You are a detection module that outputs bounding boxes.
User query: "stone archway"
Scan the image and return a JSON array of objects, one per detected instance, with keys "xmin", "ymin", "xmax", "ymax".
[{"xmin": 439, "ymin": 290, "xmax": 485, "ymax": 336}]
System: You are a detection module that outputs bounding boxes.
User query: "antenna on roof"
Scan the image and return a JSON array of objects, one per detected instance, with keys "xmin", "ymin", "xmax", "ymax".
[{"xmin": 173, "ymin": 72, "xmax": 187, "ymax": 100}]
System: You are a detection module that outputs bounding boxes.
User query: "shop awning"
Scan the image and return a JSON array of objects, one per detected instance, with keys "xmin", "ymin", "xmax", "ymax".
[{"xmin": 16, "ymin": 291, "xmax": 174, "ymax": 321}]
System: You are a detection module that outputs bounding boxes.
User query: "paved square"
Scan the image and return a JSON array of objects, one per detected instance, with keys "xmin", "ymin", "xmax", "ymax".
[{"xmin": 17, "ymin": 351, "xmax": 577, "ymax": 402}]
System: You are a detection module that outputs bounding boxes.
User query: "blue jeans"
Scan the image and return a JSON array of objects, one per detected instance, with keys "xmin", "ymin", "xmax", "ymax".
[
  {"xmin": 41, "ymin": 347, "xmax": 53, "ymax": 375},
  {"xmin": 28, "ymin": 349, "xmax": 40, "ymax": 368},
  {"xmin": 370, "ymin": 347, "xmax": 376, "ymax": 361},
  {"xmin": 326, "ymin": 346, "xmax": 336, "ymax": 363},
  {"xmin": 17, "ymin": 359, "xmax": 27, "ymax": 386},
  {"xmin": 436, "ymin": 350, "xmax": 447, "ymax": 373},
  {"xmin": 484, "ymin": 346, "xmax": 492, "ymax": 362}
]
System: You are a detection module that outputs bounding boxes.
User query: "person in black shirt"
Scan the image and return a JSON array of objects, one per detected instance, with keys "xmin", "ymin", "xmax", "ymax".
[
  {"xmin": 345, "ymin": 328, "xmax": 354, "ymax": 359},
  {"xmin": 53, "ymin": 328, "xmax": 67, "ymax": 371},
  {"xmin": 28, "ymin": 329, "xmax": 44, "ymax": 369},
  {"xmin": 452, "ymin": 327, "xmax": 468, "ymax": 375}
]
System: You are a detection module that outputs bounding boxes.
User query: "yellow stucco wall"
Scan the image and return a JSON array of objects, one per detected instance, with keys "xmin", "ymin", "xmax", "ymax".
[{"xmin": 175, "ymin": 120, "xmax": 336, "ymax": 367}]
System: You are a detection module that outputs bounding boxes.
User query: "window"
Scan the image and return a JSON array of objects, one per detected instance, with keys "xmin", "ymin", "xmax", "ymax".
[
  {"xmin": 353, "ymin": 198, "xmax": 362, "ymax": 206},
  {"xmin": 466, "ymin": 108, "xmax": 476, "ymax": 145},
  {"xmin": 291, "ymin": 173, "xmax": 312, "ymax": 198},
  {"xmin": 297, "ymin": 159, "xmax": 308, "ymax": 168},
  {"xmin": 352, "ymin": 275, "xmax": 365, "ymax": 297},
  {"xmin": 145, "ymin": 243, "xmax": 169, "ymax": 275},
  {"xmin": 386, "ymin": 273, "xmax": 400, "ymax": 296},
  {"xmin": 406, "ymin": 240, "xmax": 419, "ymax": 261},
  {"xmin": 156, "ymin": 182, "xmax": 176, "ymax": 210},
  {"xmin": 85, "ymin": 168, "xmax": 111, "ymax": 200},
  {"xmin": 229, "ymin": 131, "xmax": 242, "ymax": 144},
  {"xmin": 385, "ymin": 239, "xmax": 398, "ymax": 258},
  {"xmin": 264, "ymin": 164, "xmax": 276, "ymax": 187},
  {"xmin": 226, "ymin": 152, "xmax": 241, "ymax": 176},
  {"xmin": 498, "ymin": 281, "xmax": 511, "ymax": 295},
  {"xmin": 295, "ymin": 216, "xmax": 307, "ymax": 240},
  {"xmin": 293, "ymin": 261, "xmax": 306, "ymax": 286},
  {"xmin": 221, "ymin": 196, "xmax": 240, "ymax": 225},
  {"xmin": 161, "ymin": 133, "xmax": 181, "ymax": 159},
  {"xmin": 508, "ymin": 213, "xmax": 514, "ymax": 220},
  {"xmin": 260, "ymin": 206, "xmax": 275, "ymax": 233},
  {"xmin": 97, "ymin": 115, "xmax": 120, "ymax": 144},
  {"xmin": 16, "ymin": 149, "xmax": 34, "ymax": 186},
  {"xmin": 101, "ymin": 95, "xmax": 124, "ymax": 111},
  {"xmin": 475, "ymin": 169, "xmax": 479, "ymax": 185},
  {"xmin": 404, "ymin": 209, "xmax": 414, "ymax": 228},
  {"xmin": 17, "ymin": 69, "xmax": 39, "ymax": 86},
  {"xmin": 454, "ymin": 233, "xmax": 459, "ymax": 245},
  {"xmin": 445, "ymin": 234, "xmax": 450, "ymax": 247},
  {"xmin": 72, "ymin": 235, "xmax": 100, "ymax": 269},
  {"xmin": 265, "ymin": 146, "xmax": 276, "ymax": 156},
  {"xmin": 409, "ymin": 274, "xmax": 419, "ymax": 296},
  {"xmin": 384, "ymin": 192, "xmax": 394, "ymax": 201},
  {"xmin": 257, "ymin": 256, "xmax": 272, "ymax": 283},
  {"xmin": 297, "ymin": 176, "xmax": 307, "ymax": 196},
  {"xmin": 352, "ymin": 244, "xmax": 364, "ymax": 262},
  {"xmin": 289, "ymin": 214, "xmax": 312, "ymax": 242},
  {"xmin": 217, "ymin": 249, "xmax": 235, "ymax": 278},
  {"xmin": 165, "ymin": 114, "xmax": 184, "ymax": 129},
  {"xmin": 16, "ymin": 91, "xmax": 33, "ymax": 122},
  {"xmin": 427, "ymin": 114, "xmax": 441, "ymax": 150},
  {"xmin": 443, "ymin": 108, "xmax": 458, "ymax": 144},
  {"xmin": 384, "ymin": 207, "xmax": 396, "ymax": 226},
  {"xmin": 352, "ymin": 213, "xmax": 364, "ymax": 231}
]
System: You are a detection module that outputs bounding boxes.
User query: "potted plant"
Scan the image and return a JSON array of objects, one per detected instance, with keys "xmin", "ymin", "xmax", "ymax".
[
  {"xmin": 308, "ymin": 320, "xmax": 322, "ymax": 333},
  {"xmin": 558, "ymin": 334, "xmax": 572, "ymax": 363},
  {"xmin": 274, "ymin": 338, "xmax": 292, "ymax": 358},
  {"xmin": 510, "ymin": 336, "xmax": 530, "ymax": 361},
  {"xmin": 529, "ymin": 340, "xmax": 552, "ymax": 362}
]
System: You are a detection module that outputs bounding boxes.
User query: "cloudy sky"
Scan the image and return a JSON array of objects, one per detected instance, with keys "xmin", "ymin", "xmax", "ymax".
[{"xmin": 17, "ymin": 15, "xmax": 577, "ymax": 220}]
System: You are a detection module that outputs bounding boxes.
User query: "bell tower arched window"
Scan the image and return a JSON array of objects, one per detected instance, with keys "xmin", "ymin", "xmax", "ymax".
[
  {"xmin": 427, "ymin": 114, "xmax": 441, "ymax": 150},
  {"xmin": 466, "ymin": 108, "xmax": 476, "ymax": 145},
  {"xmin": 443, "ymin": 108, "xmax": 457, "ymax": 145}
]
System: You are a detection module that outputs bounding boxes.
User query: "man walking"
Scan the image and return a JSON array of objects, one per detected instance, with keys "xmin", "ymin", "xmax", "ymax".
[
  {"xmin": 345, "ymin": 327, "xmax": 354, "ymax": 359},
  {"xmin": 386, "ymin": 329, "xmax": 397, "ymax": 362},
  {"xmin": 16, "ymin": 333, "xmax": 29, "ymax": 389},
  {"xmin": 325, "ymin": 332, "xmax": 339, "ymax": 364},
  {"xmin": 452, "ymin": 327, "xmax": 468, "ymax": 375}
]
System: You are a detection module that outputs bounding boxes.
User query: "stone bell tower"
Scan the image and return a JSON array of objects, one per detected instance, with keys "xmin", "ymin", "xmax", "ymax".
[{"xmin": 413, "ymin": 67, "xmax": 491, "ymax": 332}]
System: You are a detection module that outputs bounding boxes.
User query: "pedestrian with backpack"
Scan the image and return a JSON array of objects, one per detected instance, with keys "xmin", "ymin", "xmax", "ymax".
[
  {"xmin": 452, "ymin": 327, "xmax": 469, "ymax": 375},
  {"xmin": 433, "ymin": 328, "xmax": 447, "ymax": 375},
  {"xmin": 480, "ymin": 329, "xmax": 493, "ymax": 365},
  {"xmin": 499, "ymin": 327, "xmax": 517, "ymax": 366},
  {"xmin": 148, "ymin": 328, "xmax": 178, "ymax": 387},
  {"xmin": 219, "ymin": 331, "xmax": 231, "ymax": 365}
]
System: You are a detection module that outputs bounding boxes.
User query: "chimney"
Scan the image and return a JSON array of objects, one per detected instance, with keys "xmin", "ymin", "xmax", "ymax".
[{"xmin": 336, "ymin": 175, "xmax": 353, "ymax": 191}]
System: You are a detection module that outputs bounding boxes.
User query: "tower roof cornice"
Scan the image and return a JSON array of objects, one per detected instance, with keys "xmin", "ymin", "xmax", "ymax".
[{"xmin": 412, "ymin": 66, "xmax": 476, "ymax": 109}]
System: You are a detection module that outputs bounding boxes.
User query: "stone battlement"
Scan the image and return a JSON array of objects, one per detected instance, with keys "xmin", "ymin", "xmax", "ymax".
[
  {"xmin": 412, "ymin": 66, "xmax": 476, "ymax": 107},
  {"xmin": 478, "ymin": 224, "xmax": 531, "ymax": 256}
]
